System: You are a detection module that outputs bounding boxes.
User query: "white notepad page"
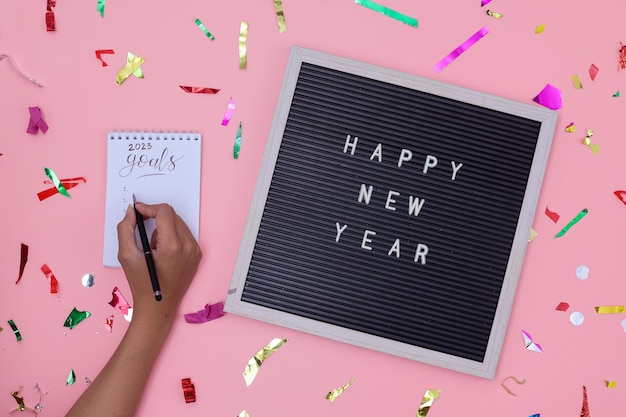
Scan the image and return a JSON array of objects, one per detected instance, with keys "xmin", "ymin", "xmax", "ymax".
[{"xmin": 103, "ymin": 131, "xmax": 202, "ymax": 267}]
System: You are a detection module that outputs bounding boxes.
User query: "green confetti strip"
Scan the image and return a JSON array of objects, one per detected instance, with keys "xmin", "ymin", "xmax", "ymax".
[
  {"xmin": 234, "ymin": 122, "xmax": 242, "ymax": 159},
  {"xmin": 354, "ymin": 0, "xmax": 418, "ymax": 27},
  {"xmin": 195, "ymin": 18, "xmax": 215, "ymax": 40},
  {"xmin": 63, "ymin": 307, "xmax": 92, "ymax": 329},
  {"xmin": 613, "ymin": 91, "xmax": 620, "ymax": 97},
  {"xmin": 8, "ymin": 319, "xmax": 21, "ymax": 341},
  {"xmin": 66, "ymin": 369, "xmax": 76, "ymax": 385},
  {"xmin": 555, "ymin": 208, "xmax": 588, "ymax": 238},
  {"xmin": 44, "ymin": 167, "xmax": 70, "ymax": 197},
  {"xmin": 97, "ymin": 0, "xmax": 105, "ymax": 17}
]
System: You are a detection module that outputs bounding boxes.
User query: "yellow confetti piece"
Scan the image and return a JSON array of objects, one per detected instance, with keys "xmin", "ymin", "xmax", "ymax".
[
  {"xmin": 273, "ymin": 0, "xmax": 287, "ymax": 33},
  {"xmin": 239, "ymin": 21, "xmax": 248, "ymax": 69},
  {"xmin": 528, "ymin": 228, "xmax": 538, "ymax": 242},
  {"xmin": 535, "ymin": 24, "xmax": 545, "ymax": 34},
  {"xmin": 582, "ymin": 129, "xmax": 599, "ymax": 155},
  {"xmin": 605, "ymin": 380, "xmax": 618, "ymax": 388},
  {"xmin": 116, "ymin": 52, "xmax": 145, "ymax": 86},
  {"xmin": 243, "ymin": 338, "xmax": 287, "ymax": 386},
  {"xmin": 326, "ymin": 378, "xmax": 354, "ymax": 402},
  {"xmin": 237, "ymin": 410, "xmax": 249, "ymax": 417},
  {"xmin": 594, "ymin": 305, "xmax": 625, "ymax": 314},
  {"xmin": 486, "ymin": 9, "xmax": 502, "ymax": 19},
  {"xmin": 565, "ymin": 122, "xmax": 576, "ymax": 133},
  {"xmin": 417, "ymin": 389, "xmax": 441, "ymax": 417},
  {"xmin": 571, "ymin": 74, "xmax": 583, "ymax": 89}
]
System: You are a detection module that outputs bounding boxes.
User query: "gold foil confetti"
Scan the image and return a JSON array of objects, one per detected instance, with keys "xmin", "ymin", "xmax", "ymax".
[
  {"xmin": 582, "ymin": 129, "xmax": 599, "ymax": 155},
  {"xmin": 326, "ymin": 378, "xmax": 354, "ymax": 402},
  {"xmin": 501, "ymin": 376, "xmax": 526, "ymax": 396},
  {"xmin": 417, "ymin": 389, "xmax": 441, "ymax": 417},
  {"xmin": 565, "ymin": 122, "xmax": 576, "ymax": 133},
  {"xmin": 237, "ymin": 410, "xmax": 249, "ymax": 417},
  {"xmin": 273, "ymin": 0, "xmax": 287, "ymax": 32},
  {"xmin": 486, "ymin": 9, "xmax": 502, "ymax": 19},
  {"xmin": 571, "ymin": 74, "xmax": 583, "ymax": 89},
  {"xmin": 528, "ymin": 228, "xmax": 537, "ymax": 242},
  {"xmin": 11, "ymin": 387, "xmax": 26, "ymax": 411},
  {"xmin": 243, "ymin": 338, "xmax": 287, "ymax": 386},
  {"xmin": 116, "ymin": 52, "xmax": 144, "ymax": 86},
  {"xmin": 238, "ymin": 21, "xmax": 248, "ymax": 69},
  {"xmin": 605, "ymin": 380, "xmax": 617, "ymax": 388},
  {"xmin": 594, "ymin": 305, "xmax": 625, "ymax": 314},
  {"xmin": 535, "ymin": 24, "xmax": 545, "ymax": 34}
]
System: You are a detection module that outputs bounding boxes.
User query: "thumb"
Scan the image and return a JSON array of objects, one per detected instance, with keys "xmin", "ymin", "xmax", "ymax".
[{"xmin": 117, "ymin": 205, "xmax": 141, "ymax": 260}]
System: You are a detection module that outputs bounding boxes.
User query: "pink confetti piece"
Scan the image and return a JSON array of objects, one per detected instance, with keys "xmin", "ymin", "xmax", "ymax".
[
  {"xmin": 221, "ymin": 97, "xmax": 236, "ymax": 126},
  {"xmin": 545, "ymin": 206, "xmax": 560, "ymax": 223},
  {"xmin": 434, "ymin": 26, "xmax": 489, "ymax": 73},
  {"xmin": 555, "ymin": 302, "xmax": 570, "ymax": 311},
  {"xmin": 184, "ymin": 302, "xmax": 224, "ymax": 323},
  {"xmin": 95, "ymin": 49, "xmax": 115, "ymax": 66},
  {"xmin": 532, "ymin": 83, "xmax": 562, "ymax": 110},
  {"xmin": 26, "ymin": 106, "xmax": 49, "ymax": 134},
  {"xmin": 521, "ymin": 330, "xmax": 543, "ymax": 353},
  {"xmin": 40, "ymin": 264, "xmax": 59, "ymax": 293},
  {"xmin": 589, "ymin": 64, "xmax": 599, "ymax": 81},
  {"xmin": 108, "ymin": 286, "xmax": 131, "ymax": 314},
  {"xmin": 480, "ymin": 0, "xmax": 491, "ymax": 6}
]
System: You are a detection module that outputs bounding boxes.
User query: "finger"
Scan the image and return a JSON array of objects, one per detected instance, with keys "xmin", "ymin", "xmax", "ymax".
[
  {"xmin": 150, "ymin": 228, "xmax": 158, "ymax": 250},
  {"xmin": 117, "ymin": 205, "xmax": 141, "ymax": 259},
  {"xmin": 135, "ymin": 202, "xmax": 178, "ymax": 243}
]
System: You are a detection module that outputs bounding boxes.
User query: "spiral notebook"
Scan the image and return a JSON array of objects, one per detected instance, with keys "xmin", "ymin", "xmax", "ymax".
[{"xmin": 103, "ymin": 130, "xmax": 202, "ymax": 267}]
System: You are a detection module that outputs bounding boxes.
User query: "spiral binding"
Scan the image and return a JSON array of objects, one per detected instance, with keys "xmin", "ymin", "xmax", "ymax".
[{"xmin": 108, "ymin": 130, "xmax": 201, "ymax": 141}]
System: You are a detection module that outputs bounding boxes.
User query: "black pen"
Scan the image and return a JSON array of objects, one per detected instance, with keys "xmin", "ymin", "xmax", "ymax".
[{"xmin": 132, "ymin": 194, "xmax": 162, "ymax": 301}]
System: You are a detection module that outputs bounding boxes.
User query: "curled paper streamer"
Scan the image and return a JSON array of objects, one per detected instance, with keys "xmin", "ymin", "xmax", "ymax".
[
  {"xmin": 116, "ymin": 52, "xmax": 144, "ymax": 86},
  {"xmin": 582, "ymin": 129, "xmax": 599, "ymax": 155},
  {"xmin": 181, "ymin": 378, "xmax": 196, "ymax": 403},
  {"xmin": 8, "ymin": 319, "xmax": 22, "ymax": 341},
  {"xmin": 500, "ymin": 376, "xmax": 526, "ymax": 396},
  {"xmin": 580, "ymin": 386, "xmax": 590, "ymax": 417},
  {"xmin": 221, "ymin": 97, "xmax": 236, "ymax": 126},
  {"xmin": 273, "ymin": 0, "xmax": 287, "ymax": 32},
  {"xmin": 234, "ymin": 122, "xmax": 242, "ymax": 159},
  {"xmin": 326, "ymin": 378, "xmax": 354, "ymax": 402},
  {"xmin": 179, "ymin": 86, "xmax": 220, "ymax": 94},
  {"xmin": 533, "ymin": 83, "xmax": 562, "ymax": 110},
  {"xmin": 605, "ymin": 380, "xmax": 617, "ymax": 388},
  {"xmin": 37, "ymin": 176, "xmax": 85, "ymax": 201},
  {"xmin": 522, "ymin": 330, "xmax": 542, "ymax": 353},
  {"xmin": 594, "ymin": 305, "xmax": 625, "ymax": 314},
  {"xmin": 535, "ymin": 24, "xmax": 545, "ymax": 34},
  {"xmin": 109, "ymin": 286, "xmax": 131, "ymax": 314},
  {"xmin": 486, "ymin": 10, "xmax": 502, "ymax": 19},
  {"xmin": 589, "ymin": 64, "xmax": 599, "ymax": 80},
  {"xmin": 571, "ymin": 75, "xmax": 583, "ymax": 89},
  {"xmin": 40, "ymin": 264, "xmax": 59, "ymax": 293},
  {"xmin": 619, "ymin": 43, "xmax": 626, "ymax": 71},
  {"xmin": 16, "ymin": 243, "xmax": 28, "ymax": 284},
  {"xmin": 97, "ymin": 0, "xmax": 105, "ymax": 17},
  {"xmin": 43, "ymin": 167, "xmax": 70, "ymax": 197},
  {"xmin": 565, "ymin": 122, "xmax": 575, "ymax": 133},
  {"xmin": 46, "ymin": 0, "xmax": 56, "ymax": 31},
  {"xmin": 195, "ymin": 18, "xmax": 215, "ymax": 40},
  {"xmin": 555, "ymin": 208, "xmax": 587, "ymax": 237},
  {"xmin": 417, "ymin": 389, "xmax": 441, "ymax": 417},
  {"xmin": 614, "ymin": 190, "xmax": 626, "ymax": 205},
  {"xmin": 354, "ymin": 0, "xmax": 418, "ymax": 27},
  {"xmin": 66, "ymin": 369, "xmax": 76, "ymax": 385},
  {"xmin": 27, "ymin": 107, "xmax": 49, "ymax": 134},
  {"xmin": 0, "ymin": 55, "xmax": 43, "ymax": 87},
  {"xmin": 545, "ymin": 206, "xmax": 560, "ymax": 223},
  {"xmin": 555, "ymin": 302, "xmax": 570, "ymax": 311},
  {"xmin": 434, "ymin": 26, "xmax": 489, "ymax": 73},
  {"xmin": 95, "ymin": 49, "xmax": 114, "ymax": 66},
  {"xmin": 183, "ymin": 302, "xmax": 224, "ymax": 323},
  {"xmin": 64, "ymin": 307, "xmax": 91, "ymax": 329},
  {"xmin": 243, "ymin": 338, "xmax": 287, "ymax": 386},
  {"xmin": 239, "ymin": 21, "xmax": 248, "ymax": 69}
]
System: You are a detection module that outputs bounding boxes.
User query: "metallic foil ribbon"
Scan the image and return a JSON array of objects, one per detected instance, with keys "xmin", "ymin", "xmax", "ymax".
[
  {"xmin": 528, "ymin": 228, "xmax": 537, "ymax": 242},
  {"xmin": 500, "ymin": 376, "xmax": 526, "ymax": 396},
  {"xmin": 354, "ymin": 0, "xmax": 418, "ymax": 27},
  {"xmin": 555, "ymin": 302, "xmax": 570, "ymax": 311},
  {"xmin": 63, "ymin": 307, "xmax": 92, "ymax": 329},
  {"xmin": 116, "ymin": 52, "xmax": 144, "ymax": 86},
  {"xmin": 613, "ymin": 190, "xmax": 626, "ymax": 205},
  {"xmin": 179, "ymin": 85, "xmax": 220, "ymax": 94},
  {"xmin": 27, "ymin": 107, "xmax": 49, "ymax": 134},
  {"xmin": 582, "ymin": 129, "xmax": 598, "ymax": 155},
  {"xmin": 109, "ymin": 286, "xmax": 132, "ymax": 314},
  {"xmin": 545, "ymin": 206, "xmax": 560, "ymax": 223},
  {"xmin": 46, "ymin": 0, "xmax": 56, "ymax": 31},
  {"xmin": 580, "ymin": 386, "xmax": 590, "ymax": 417},
  {"xmin": 273, "ymin": 0, "xmax": 287, "ymax": 32},
  {"xmin": 614, "ymin": 91, "xmax": 620, "ymax": 97},
  {"xmin": 565, "ymin": 122, "xmax": 576, "ymax": 133},
  {"xmin": 605, "ymin": 380, "xmax": 617, "ymax": 388},
  {"xmin": 43, "ymin": 167, "xmax": 70, "ymax": 197},
  {"xmin": 243, "ymin": 338, "xmax": 287, "ymax": 386},
  {"xmin": 237, "ymin": 411, "xmax": 249, "ymax": 417},
  {"xmin": 221, "ymin": 97, "xmax": 236, "ymax": 126},
  {"xmin": 37, "ymin": 176, "xmax": 85, "ymax": 201},
  {"xmin": 66, "ymin": 370, "xmax": 76, "ymax": 386},
  {"xmin": 95, "ymin": 49, "xmax": 114, "ymax": 66},
  {"xmin": 589, "ymin": 64, "xmax": 599, "ymax": 80},
  {"xmin": 181, "ymin": 378, "xmax": 196, "ymax": 403},
  {"xmin": 16, "ymin": 243, "xmax": 28, "ymax": 284},
  {"xmin": 326, "ymin": 378, "xmax": 354, "ymax": 402},
  {"xmin": 555, "ymin": 208, "xmax": 588, "ymax": 238},
  {"xmin": 40, "ymin": 264, "xmax": 59, "ymax": 293},
  {"xmin": 183, "ymin": 302, "xmax": 224, "ymax": 323},
  {"xmin": 522, "ymin": 330, "xmax": 543, "ymax": 353},
  {"xmin": 594, "ymin": 305, "xmax": 625, "ymax": 314},
  {"xmin": 11, "ymin": 388, "xmax": 26, "ymax": 411},
  {"xmin": 194, "ymin": 18, "xmax": 215, "ymax": 40},
  {"xmin": 532, "ymin": 83, "xmax": 562, "ymax": 110},
  {"xmin": 417, "ymin": 389, "xmax": 441, "ymax": 417},
  {"xmin": 571, "ymin": 74, "xmax": 583, "ymax": 89},
  {"xmin": 97, "ymin": 0, "xmax": 105, "ymax": 17},
  {"xmin": 104, "ymin": 315, "xmax": 114, "ymax": 332},
  {"xmin": 535, "ymin": 24, "xmax": 545, "ymax": 34},
  {"xmin": 234, "ymin": 122, "xmax": 242, "ymax": 159},
  {"xmin": 486, "ymin": 9, "xmax": 503, "ymax": 19},
  {"xmin": 239, "ymin": 21, "xmax": 248, "ymax": 69},
  {"xmin": 0, "ymin": 55, "xmax": 43, "ymax": 87},
  {"xmin": 434, "ymin": 26, "xmax": 488, "ymax": 73},
  {"xmin": 619, "ymin": 43, "xmax": 626, "ymax": 71},
  {"xmin": 8, "ymin": 319, "xmax": 22, "ymax": 341}
]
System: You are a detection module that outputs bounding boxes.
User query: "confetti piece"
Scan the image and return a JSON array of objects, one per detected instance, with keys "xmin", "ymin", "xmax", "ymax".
[
  {"xmin": 619, "ymin": 43, "xmax": 626, "ymax": 71},
  {"xmin": 234, "ymin": 122, "xmax": 242, "ymax": 159},
  {"xmin": 582, "ymin": 129, "xmax": 599, "ymax": 155},
  {"xmin": 417, "ymin": 389, "xmax": 441, "ymax": 417},
  {"xmin": 273, "ymin": 0, "xmax": 287, "ymax": 32},
  {"xmin": 570, "ymin": 311, "xmax": 584, "ymax": 326},
  {"xmin": 179, "ymin": 85, "xmax": 220, "ymax": 94},
  {"xmin": 589, "ymin": 64, "xmax": 599, "ymax": 80},
  {"xmin": 37, "ymin": 176, "xmax": 85, "ymax": 201},
  {"xmin": 40, "ymin": 264, "xmax": 59, "ymax": 293},
  {"xmin": 545, "ymin": 206, "xmax": 560, "ymax": 223},
  {"xmin": 594, "ymin": 305, "xmax": 625, "ymax": 314},
  {"xmin": 532, "ymin": 83, "xmax": 562, "ymax": 110},
  {"xmin": 555, "ymin": 302, "xmax": 570, "ymax": 311},
  {"xmin": 11, "ymin": 387, "xmax": 26, "ymax": 411},
  {"xmin": 571, "ymin": 74, "xmax": 583, "ymax": 89},
  {"xmin": 95, "ymin": 49, "xmax": 114, "ymax": 66},
  {"xmin": 67, "ymin": 369, "xmax": 76, "ymax": 385},
  {"xmin": 528, "ymin": 228, "xmax": 537, "ymax": 242},
  {"xmin": 181, "ymin": 378, "xmax": 196, "ymax": 403},
  {"xmin": 481, "ymin": 0, "xmax": 491, "ymax": 6},
  {"xmin": 500, "ymin": 376, "xmax": 526, "ymax": 396},
  {"xmin": 104, "ymin": 315, "xmax": 114, "ymax": 332},
  {"xmin": 64, "ymin": 307, "xmax": 92, "ymax": 329},
  {"xmin": 46, "ymin": 0, "xmax": 56, "ymax": 31},
  {"xmin": 183, "ymin": 302, "xmax": 224, "ymax": 323},
  {"xmin": 528, "ymin": 415, "xmax": 540, "ymax": 417},
  {"xmin": 239, "ymin": 21, "xmax": 248, "ymax": 69},
  {"xmin": 522, "ymin": 330, "xmax": 543, "ymax": 353},
  {"xmin": 8, "ymin": 319, "xmax": 22, "ymax": 341},
  {"xmin": 81, "ymin": 273, "xmax": 95, "ymax": 287},
  {"xmin": 554, "ymin": 208, "xmax": 587, "ymax": 238},
  {"xmin": 434, "ymin": 26, "xmax": 489, "ymax": 73},
  {"xmin": 27, "ymin": 106, "xmax": 49, "ymax": 134},
  {"xmin": 614, "ymin": 91, "xmax": 620, "ymax": 97},
  {"xmin": 576, "ymin": 265, "xmax": 589, "ymax": 280},
  {"xmin": 109, "ymin": 286, "xmax": 131, "ymax": 314},
  {"xmin": 97, "ymin": 0, "xmax": 105, "ymax": 17},
  {"xmin": 116, "ymin": 52, "xmax": 144, "ymax": 86},
  {"xmin": 16, "ymin": 243, "xmax": 28, "ymax": 284},
  {"xmin": 222, "ymin": 97, "xmax": 236, "ymax": 126},
  {"xmin": 237, "ymin": 411, "xmax": 249, "ymax": 417},
  {"xmin": 605, "ymin": 380, "xmax": 617, "ymax": 388},
  {"xmin": 565, "ymin": 122, "xmax": 576, "ymax": 132},
  {"xmin": 354, "ymin": 0, "xmax": 418, "ymax": 27},
  {"xmin": 326, "ymin": 378, "xmax": 354, "ymax": 402},
  {"xmin": 614, "ymin": 190, "xmax": 626, "ymax": 205},
  {"xmin": 580, "ymin": 386, "xmax": 590, "ymax": 417},
  {"xmin": 243, "ymin": 338, "xmax": 287, "ymax": 386},
  {"xmin": 535, "ymin": 24, "xmax": 545, "ymax": 34},
  {"xmin": 34, "ymin": 383, "xmax": 47, "ymax": 412},
  {"xmin": 194, "ymin": 18, "xmax": 215, "ymax": 40},
  {"xmin": 0, "ymin": 55, "xmax": 43, "ymax": 87},
  {"xmin": 486, "ymin": 10, "xmax": 502, "ymax": 19},
  {"xmin": 43, "ymin": 167, "xmax": 71, "ymax": 198}
]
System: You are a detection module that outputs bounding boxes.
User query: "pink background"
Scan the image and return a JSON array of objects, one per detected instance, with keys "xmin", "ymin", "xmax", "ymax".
[{"xmin": 2, "ymin": 0, "xmax": 626, "ymax": 415}]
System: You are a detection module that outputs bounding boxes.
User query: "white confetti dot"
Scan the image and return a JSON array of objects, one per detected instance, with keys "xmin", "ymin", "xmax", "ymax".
[
  {"xmin": 81, "ymin": 273, "xmax": 95, "ymax": 287},
  {"xmin": 576, "ymin": 265, "xmax": 589, "ymax": 280},
  {"xmin": 570, "ymin": 311, "xmax": 584, "ymax": 326}
]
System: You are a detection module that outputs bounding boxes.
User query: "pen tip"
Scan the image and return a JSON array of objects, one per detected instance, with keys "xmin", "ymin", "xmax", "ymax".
[{"xmin": 132, "ymin": 193, "xmax": 137, "ymax": 204}]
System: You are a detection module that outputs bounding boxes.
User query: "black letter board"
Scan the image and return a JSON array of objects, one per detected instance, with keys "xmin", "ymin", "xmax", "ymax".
[{"xmin": 225, "ymin": 46, "xmax": 557, "ymax": 379}]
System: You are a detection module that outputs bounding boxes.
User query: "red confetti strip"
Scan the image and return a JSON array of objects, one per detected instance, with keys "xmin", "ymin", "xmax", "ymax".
[
  {"xmin": 37, "ymin": 177, "xmax": 86, "ymax": 201},
  {"xmin": 46, "ymin": 0, "xmax": 56, "ymax": 31},
  {"xmin": 580, "ymin": 386, "xmax": 590, "ymax": 417},
  {"xmin": 181, "ymin": 378, "xmax": 196, "ymax": 403},
  {"xmin": 109, "ymin": 286, "xmax": 131, "ymax": 314},
  {"xmin": 620, "ymin": 43, "xmax": 626, "ymax": 71},
  {"xmin": 614, "ymin": 190, "xmax": 626, "ymax": 205},
  {"xmin": 40, "ymin": 264, "xmax": 59, "ymax": 293},
  {"xmin": 555, "ymin": 302, "xmax": 570, "ymax": 311},
  {"xmin": 545, "ymin": 206, "xmax": 560, "ymax": 223},
  {"xmin": 179, "ymin": 85, "xmax": 220, "ymax": 94},
  {"xmin": 104, "ymin": 315, "xmax": 114, "ymax": 332},
  {"xmin": 95, "ymin": 49, "xmax": 115, "ymax": 67},
  {"xmin": 589, "ymin": 64, "xmax": 599, "ymax": 80},
  {"xmin": 16, "ymin": 243, "xmax": 28, "ymax": 284}
]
